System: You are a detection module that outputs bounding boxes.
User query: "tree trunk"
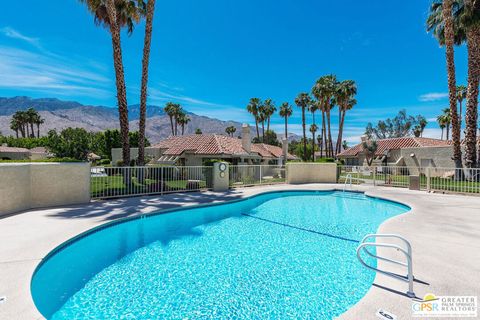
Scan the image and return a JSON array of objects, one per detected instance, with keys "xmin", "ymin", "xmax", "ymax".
[
  {"xmin": 443, "ymin": 0, "xmax": 462, "ymax": 170},
  {"xmin": 15, "ymin": 130, "xmax": 18, "ymax": 139},
  {"xmin": 302, "ymin": 108, "xmax": 306, "ymax": 161},
  {"xmin": 267, "ymin": 117, "xmax": 270, "ymax": 133},
  {"xmin": 335, "ymin": 106, "xmax": 342, "ymax": 155},
  {"xmin": 137, "ymin": 0, "xmax": 156, "ymax": 166},
  {"xmin": 30, "ymin": 122, "xmax": 35, "ymax": 138},
  {"xmin": 464, "ymin": 26, "xmax": 480, "ymax": 168},
  {"xmin": 26, "ymin": 124, "xmax": 29, "ymax": 138},
  {"xmin": 312, "ymin": 132, "xmax": 315, "ymax": 162},
  {"xmin": 169, "ymin": 116, "xmax": 174, "ymax": 136},
  {"xmin": 321, "ymin": 110, "xmax": 326, "ymax": 158},
  {"xmin": 337, "ymin": 110, "xmax": 346, "ymax": 155},
  {"xmin": 284, "ymin": 117, "xmax": 288, "ymax": 141},
  {"xmin": 261, "ymin": 121, "xmax": 265, "ymax": 142},
  {"xmin": 37, "ymin": 124, "xmax": 40, "ymax": 138},
  {"xmin": 441, "ymin": 128, "xmax": 444, "ymax": 140},
  {"xmin": 106, "ymin": 0, "xmax": 130, "ymax": 166},
  {"xmin": 255, "ymin": 119, "xmax": 260, "ymax": 140},
  {"xmin": 326, "ymin": 109, "xmax": 333, "ymax": 158}
]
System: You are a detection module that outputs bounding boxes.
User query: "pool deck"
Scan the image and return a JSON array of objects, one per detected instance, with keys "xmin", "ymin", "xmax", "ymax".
[{"xmin": 1, "ymin": 184, "xmax": 479, "ymax": 320}]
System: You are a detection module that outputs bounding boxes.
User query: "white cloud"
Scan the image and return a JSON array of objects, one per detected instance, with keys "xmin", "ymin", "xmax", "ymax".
[
  {"xmin": 419, "ymin": 92, "xmax": 449, "ymax": 102},
  {"xmin": 0, "ymin": 27, "xmax": 41, "ymax": 48},
  {"xmin": 0, "ymin": 45, "xmax": 111, "ymax": 98}
]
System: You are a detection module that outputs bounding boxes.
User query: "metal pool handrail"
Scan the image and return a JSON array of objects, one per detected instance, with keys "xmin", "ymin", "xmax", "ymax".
[
  {"xmin": 343, "ymin": 174, "xmax": 353, "ymax": 192},
  {"xmin": 356, "ymin": 233, "xmax": 415, "ymax": 298}
]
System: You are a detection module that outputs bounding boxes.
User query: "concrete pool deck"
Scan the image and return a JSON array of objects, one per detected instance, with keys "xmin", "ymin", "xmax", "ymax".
[{"xmin": 0, "ymin": 184, "xmax": 479, "ymax": 319}]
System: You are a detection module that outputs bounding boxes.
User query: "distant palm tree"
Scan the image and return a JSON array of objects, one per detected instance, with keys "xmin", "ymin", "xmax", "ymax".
[
  {"xmin": 9, "ymin": 117, "xmax": 21, "ymax": 138},
  {"xmin": 295, "ymin": 92, "xmax": 311, "ymax": 161},
  {"xmin": 138, "ymin": 0, "xmax": 156, "ymax": 166},
  {"xmin": 310, "ymin": 124, "xmax": 318, "ymax": 162},
  {"xmin": 195, "ymin": 128, "xmax": 202, "ymax": 134},
  {"xmin": 164, "ymin": 102, "xmax": 179, "ymax": 136},
  {"xmin": 279, "ymin": 102, "xmax": 293, "ymax": 141},
  {"xmin": 456, "ymin": 84, "xmax": 467, "ymax": 127},
  {"xmin": 438, "ymin": 108, "xmax": 452, "ymax": 139},
  {"xmin": 263, "ymin": 99, "xmax": 276, "ymax": 133},
  {"xmin": 225, "ymin": 126, "xmax": 236, "ymax": 137},
  {"xmin": 178, "ymin": 114, "xmax": 191, "ymax": 135},
  {"xmin": 33, "ymin": 113, "xmax": 45, "ymax": 138},
  {"xmin": 79, "ymin": 0, "xmax": 145, "ymax": 165},
  {"xmin": 312, "ymin": 75, "xmax": 338, "ymax": 158},
  {"xmin": 247, "ymin": 98, "xmax": 262, "ymax": 140},
  {"xmin": 335, "ymin": 80, "xmax": 357, "ymax": 155},
  {"xmin": 173, "ymin": 107, "xmax": 184, "ymax": 136}
]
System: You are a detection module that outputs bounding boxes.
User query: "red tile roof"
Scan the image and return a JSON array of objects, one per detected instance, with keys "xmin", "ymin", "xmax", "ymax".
[
  {"xmin": 153, "ymin": 134, "xmax": 295, "ymax": 159},
  {"xmin": 338, "ymin": 137, "xmax": 452, "ymax": 157}
]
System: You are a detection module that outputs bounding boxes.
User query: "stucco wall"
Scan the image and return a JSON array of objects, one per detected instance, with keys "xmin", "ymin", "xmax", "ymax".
[
  {"xmin": 0, "ymin": 163, "xmax": 91, "ymax": 217},
  {"xmin": 286, "ymin": 163, "xmax": 337, "ymax": 184}
]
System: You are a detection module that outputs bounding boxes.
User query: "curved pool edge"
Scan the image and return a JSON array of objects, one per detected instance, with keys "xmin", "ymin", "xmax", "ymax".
[{"xmin": 30, "ymin": 187, "xmax": 412, "ymax": 318}]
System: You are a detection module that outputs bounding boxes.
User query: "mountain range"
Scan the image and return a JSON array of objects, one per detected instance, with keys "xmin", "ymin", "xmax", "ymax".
[{"xmin": 0, "ymin": 96, "xmax": 300, "ymax": 143}]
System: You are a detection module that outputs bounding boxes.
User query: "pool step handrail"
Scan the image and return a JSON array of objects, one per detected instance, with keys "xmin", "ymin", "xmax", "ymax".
[
  {"xmin": 343, "ymin": 174, "xmax": 353, "ymax": 192},
  {"xmin": 356, "ymin": 233, "xmax": 415, "ymax": 298}
]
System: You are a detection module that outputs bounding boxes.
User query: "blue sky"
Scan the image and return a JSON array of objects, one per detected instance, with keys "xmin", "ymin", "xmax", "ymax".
[{"xmin": 0, "ymin": 0, "xmax": 469, "ymax": 143}]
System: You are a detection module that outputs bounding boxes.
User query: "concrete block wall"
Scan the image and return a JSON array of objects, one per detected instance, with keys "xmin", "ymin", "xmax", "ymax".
[
  {"xmin": 0, "ymin": 163, "xmax": 91, "ymax": 217},
  {"xmin": 286, "ymin": 163, "xmax": 337, "ymax": 184}
]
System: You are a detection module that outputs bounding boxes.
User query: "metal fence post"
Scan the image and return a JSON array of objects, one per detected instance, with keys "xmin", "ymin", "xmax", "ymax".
[
  {"xmin": 426, "ymin": 167, "xmax": 431, "ymax": 192},
  {"xmin": 373, "ymin": 166, "xmax": 376, "ymax": 187},
  {"xmin": 260, "ymin": 165, "xmax": 262, "ymax": 184}
]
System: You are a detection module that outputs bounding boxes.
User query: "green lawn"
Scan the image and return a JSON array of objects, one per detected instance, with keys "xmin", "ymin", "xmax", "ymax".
[{"xmin": 91, "ymin": 175, "xmax": 208, "ymax": 197}]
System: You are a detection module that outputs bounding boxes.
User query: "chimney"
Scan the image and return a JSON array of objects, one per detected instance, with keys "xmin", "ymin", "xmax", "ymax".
[
  {"xmin": 282, "ymin": 138, "xmax": 288, "ymax": 162},
  {"xmin": 242, "ymin": 124, "xmax": 251, "ymax": 153}
]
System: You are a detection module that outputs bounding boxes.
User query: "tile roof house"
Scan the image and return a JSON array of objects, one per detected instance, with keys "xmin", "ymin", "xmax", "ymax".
[
  {"xmin": 111, "ymin": 124, "xmax": 296, "ymax": 166},
  {"xmin": 0, "ymin": 144, "xmax": 50, "ymax": 161},
  {"xmin": 337, "ymin": 137, "xmax": 454, "ymax": 168}
]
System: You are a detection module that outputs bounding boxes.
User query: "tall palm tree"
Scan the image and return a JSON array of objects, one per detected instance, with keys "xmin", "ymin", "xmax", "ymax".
[
  {"xmin": 310, "ymin": 124, "xmax": 318, "ymax": 162},
  {"xmin": 258, "ymin": 102, "xmax": 266, "ymax": 142},
  {"xmin": 33, "ymin": 113, "xmax": 45, "ymax": 138},
  {"xmin": 439, "ymin": 108, "xmax": 452, "ymax": 139},
  {"xmin": 462, "ymin": 0, "xmax": 480, "ymax": 167},
  {"xmin": 263, "ymin": 99, "xmax": 276, "ymax": 133},
  {"xmin": 174, "ymin": 107, "xmax": 184, "ymax": 136},
  {"xmin": 279, "ymin": 102, "xmax": 293, "ymax": 140},
  {"xmin": 312, "ymin": 75, "xmax": 338, "ymax": 158},
  {"xmin": 178, "ymin": 114, "xmax": 191, "ymax": 135},
  {"xmin": 335, "ymin": 80, "xmax": 357, "ymax": 155},
  {"xmin": 138, "ymin": 0, "xmax": 156, "ymax": 166},
  {"xmin": 456, "ymin": 84, "xmax": 467, "ymax": 127},
  {"xmin": 26, "ymin": 108, "xmax": 37, "ymax": 138},
  {"xmin": 164, "ymin": 102, "xmax": 178, "ymax": 136},
  {"xmin": 79, "ymin": 0, "xmax": 144, "ymax": 165},
  {"xmin": 295, "ymin": 92, "xmax": 311, "ymax": 161},
  {"xmin": 247, "ymin": 98, "xmax": 261, "ymax": 140},
  {"xmin": 443, "ymin": 0, "xmax": 462, "ymax": 168}
]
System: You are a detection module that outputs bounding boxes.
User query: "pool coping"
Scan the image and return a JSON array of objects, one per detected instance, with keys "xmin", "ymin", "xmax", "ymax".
[{"xmin": 1, "ymin": 183, "xmax": 479, "ymax": 320}]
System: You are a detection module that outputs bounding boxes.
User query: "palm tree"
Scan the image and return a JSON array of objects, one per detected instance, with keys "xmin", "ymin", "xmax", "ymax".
[
  {"xmin": 225, "ymin": 126, "xmax": 236, "ymax": 137},
  {"xmin": 263, "ymin": 99, "xmax": 276, "ymax": 133},
  {"xmin": 438, "ymin": 108, "xmax": 452, "ymax": 139},
  {"xmin": 295, "ymin": 92, "xmax": 311, "ymax": 161},
  {"xmin": 463, "ymin": 0, "xmax": 480, "ymax": 167},
  {"xmin": 415, "ymin": 115, "xmax": 428, "ymax": 137},
  {"xmin": 164, "ymin": 102, "xmax": 178, "ymax": 136},
  {"xmin": 247, "ymin": 98, "xmax": 261, "ymax": 140},
  {"xmin": 438, "ymin": 115, "xmax": 447, "ymax": 140},
  {"xmin": 312, "ymin": 75, "xmax": 338, "ymax": 158},
  {"xmin": 10, "ymin": 117, "xmax": 21, "ymax": 138},
  {"xmin": 178, "ymin": 114, "xmax": 191, "ymax": 135},
  {"xmin": 26, "ymin": 108, "xmax": 37, "ymax": 138},
  {"xmin": 335, "ymin": 80, "xmax": 357, "ymax": 155},
  {"xmin": 310, "ymin": 124, "xmax": 318, "ymax": 162},
  {"xmin": 173, "ymin": 107, "xmax": 184, "ymax": 136},
  {"xmin": 33, "ymin": 113, "xmax": 45, "ymax": 138},
  {"xmin": 79, "ymin": 0, "xmax": 145, "ymax": 165},
  {"xmin": 279, "ymin": 102, "xmax": 293, "ymax": 140},
  {"xmin": 138, "ymin": 0, "xmax": 156, "ymax": 166},
  {"xmin": 195, "ymin": 128, "xmax": 202, "ymax": 134},
  {"xmin": 456, "ymin": 84, "xmax": 467, "ymax": 127}
]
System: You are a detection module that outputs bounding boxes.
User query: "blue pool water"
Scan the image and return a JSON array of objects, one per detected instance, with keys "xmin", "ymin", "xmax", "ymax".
[{"xmin": 31, "ymin": 191, "xmax": 409, "ymax": 319}]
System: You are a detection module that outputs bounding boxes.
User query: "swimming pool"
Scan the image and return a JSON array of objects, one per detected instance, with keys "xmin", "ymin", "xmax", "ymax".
[{"xmin": 31, "ymin": 190, "xmax": 409, "ymax": 319}]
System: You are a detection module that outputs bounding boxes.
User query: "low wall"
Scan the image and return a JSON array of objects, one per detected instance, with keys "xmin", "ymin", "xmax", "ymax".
[
  {"xmin": 0, "ymin": 163, "xmax": 91, "ymax": 217},
  {"xmin": 286, "ymin": 163, "xmax": 337, "ymax": 184}
]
